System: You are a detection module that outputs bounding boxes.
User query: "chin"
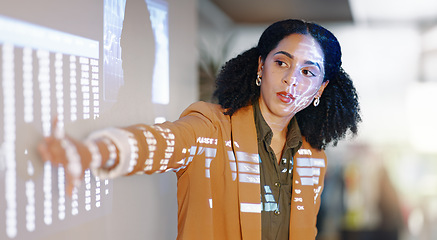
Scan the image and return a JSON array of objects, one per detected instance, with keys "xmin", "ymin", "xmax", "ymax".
[{"xmin": 276, "ymin": 108, "xmax": 296, "ymax": 118}]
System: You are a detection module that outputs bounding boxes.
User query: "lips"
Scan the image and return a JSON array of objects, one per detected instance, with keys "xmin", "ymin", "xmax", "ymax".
[{"xmin": 276, "ymin": 91, "xmax": 295, "ymax": 104}]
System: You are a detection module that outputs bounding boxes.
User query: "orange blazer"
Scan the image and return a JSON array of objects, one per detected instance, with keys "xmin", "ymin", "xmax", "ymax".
[{"xmin": 121, "ymin": 102, "xmax": 327, "ymax": 239}]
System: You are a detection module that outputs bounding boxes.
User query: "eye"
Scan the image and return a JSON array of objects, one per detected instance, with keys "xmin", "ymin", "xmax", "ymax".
[
  {"xmin": 302, "ymin": 69, "xmax": 315, "ymax": 77},
  {"xmin": 275, "ymin": 60, "xmax": 287, "ymax": 67}
]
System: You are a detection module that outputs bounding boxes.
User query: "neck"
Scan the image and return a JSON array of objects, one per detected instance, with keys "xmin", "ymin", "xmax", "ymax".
[
  {"xmin": 258, "ymin": 103, "xmax": 293, "ymax": 137},
  {"xmin": 264, "ymin": 114, "xmax": 290, "ymax": 136}
]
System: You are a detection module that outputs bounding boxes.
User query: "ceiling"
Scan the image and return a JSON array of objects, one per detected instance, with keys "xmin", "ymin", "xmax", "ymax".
[{"xmin": 210, "ymin": 0, "xmax": 353, "ymax": 24}]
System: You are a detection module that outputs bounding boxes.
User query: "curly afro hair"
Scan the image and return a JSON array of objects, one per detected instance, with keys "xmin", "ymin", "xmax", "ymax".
[{"xmin": 213, "ymin": 19, "xmax": 361, "ymax": 150}]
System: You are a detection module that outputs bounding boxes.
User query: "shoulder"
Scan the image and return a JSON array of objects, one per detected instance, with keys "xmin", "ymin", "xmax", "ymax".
[
  {"xmin": 296, "ymin": 138, "xmax": 327, "ymax": 162},
  {"xmin": 179, "ymin": 101, "xmax": 230, "ymax": 125},
  {"xmin": 180, "ymin": 101, "xmax": 224, "ymax": 117},
  {"xmin": 295, "ymin": 138, "xmax": 328, "ymax": 177}
]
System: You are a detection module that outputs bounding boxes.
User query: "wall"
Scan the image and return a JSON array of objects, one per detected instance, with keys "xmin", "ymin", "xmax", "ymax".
[
  {"xmin": 0, "ymin": 0, "xmax": 198, "ymax": 239},
  {"xmin": 47, "ymin": 1, "xmax": 199, "ymax": 239}
]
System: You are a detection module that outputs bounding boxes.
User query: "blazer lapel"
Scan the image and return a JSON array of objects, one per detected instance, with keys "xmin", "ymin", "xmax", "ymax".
[
  {"xmin": 230, "ymin": 105, "xmax": 262, "ymax": 239},
  {"xmin": 289, "ymin": 140, "xmax": 327, "ymax": 239}
]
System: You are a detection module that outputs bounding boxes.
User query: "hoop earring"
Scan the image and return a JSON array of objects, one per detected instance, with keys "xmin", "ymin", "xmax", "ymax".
[
  {"xmin": 313, "ymin": 97, "xmax": 320, "ymax": 107},
  {"xmin": 256, "ymin": 75, "xmax": 262, "ymax": 86}
]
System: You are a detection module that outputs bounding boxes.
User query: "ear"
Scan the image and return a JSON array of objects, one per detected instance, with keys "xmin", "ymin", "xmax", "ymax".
[
  {"xmin": 257, "ymin": 56, "xmax": 264, "ymax": 75},
  {"xmin": 316, "ymin": 80, "xmax": 329, "ymax": 97}
]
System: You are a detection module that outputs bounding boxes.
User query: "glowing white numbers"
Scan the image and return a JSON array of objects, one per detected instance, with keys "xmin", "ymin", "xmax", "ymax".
[
  {"xmin": 58, "ymin": 166, "xmax": 66, "ymax": 220},
  {"xmin": 235, "ymin": 152, "xmax": 260, "ymax": 184},
  {"xmin": 143, "ymin": 130, "xmax": 157, "ymax": 172},
  {"xmin": 105, "ymin": 180, "xmax": 109, "ymax": 195},
  {"xmin": 292, "ymin": 150, "xmax": 327, "ymax": 210},
  {"xmin": 25, "ymin": 180, "xmax": 36, "ymax": 231},
  {"xmin": 202, "ymin": 148, "xmax": 217, "ymax": 178},
  {"xmin": 313, "ymin": 186, "xmax": 322, "ymax": 204},
  {"xmin": 161, "ymin": 136, "xmax": 174, "ymax": 171},
  {"xmin": 85, "ymin": 170, "xmax": 92, "ymax": 211},
  {"xmin": 80, "ymin": 57, "xmax": 91, "ymax": 119},
  {"xmin": 71, "ymin": 187, "xmax": 79, "ymax": 216},
  {"xmin": 23, "ymin": 47, "xmax": 34, "ymax": 123},
  {"xmin": 296, "ymin": 157, "xmax": 325, "ymax": 186},
  {"xmin": 70, "ymin": 56, "xmax": 78, "ymax": 122},
  {"xmin": 26, "ymin": 158, "xmax": 36, "ymax": 232},
  {"xmin": 297, "ymin": 149, "xmax": 312, "ymax": 155},
  {"xmin": 152, "ymin": 126, "xmax": 175, "ymax": 172},
  {"xmin": 196, "ymin": 137, "xmax": 218, "ymax": 145},
  {"xmin": 0, "ymin": 14, "xmax": 109, "ymax": 239},
  {"xmin": 3, "ymin": 43, "xmax": 18, "ymax": 239},
  {"xmin": 55, "ymin": 53, "xmax": 64, "ymax": 129},
  {"xmin": 37, "ymin": 49, "xmax": 51, "ymax": 137},
  {"xmin": 95, "ymin": 176, "xmax": 101, "ymax": 208},
  {"xmin": 43, "ymin": 162, "xmax": 53, "ymax": 225},
  {"xmin": 79, "ymin": 57, "xmax": 100, "ymax": 120},
  {"xmin": 90, "ymin": 59, "xmax": 99, "ymax": 119},
  {"xmin": 128, "ymin": 137, "xmax": 139, "ymax": 172},
  {"xmin": 294, "ymin": 197, "xmax": 303, "ymax": 202}
]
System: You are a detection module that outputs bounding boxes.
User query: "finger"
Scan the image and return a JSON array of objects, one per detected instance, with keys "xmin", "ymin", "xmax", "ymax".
[
  {"xmin": 65, "ymin": 170, "xmax": 81, "ymax": 197},
  {"xmin": 39, "ymin": 137, "xmax": 69, "ymax": 167},
  {"xmin": 37, "ymin": 140, "xmax": 51, "ymax": 162},
  {"xmin": 66, "ymin": 177, "xmax": 78, "ymax": 197},
  {"xmin": 65, "ymin": 173, "xmax": 75, "ymax": 197},
  {"xmin": 66, "ymin": 183, "xmax": 74, "ymax": 197},
  {"xmin": 61, "ymin": 138, "xmax": 83, "ymax": 197},
  {"xmin": 51, "ymin": 116, "xmax": 65, "ymax": 139}
]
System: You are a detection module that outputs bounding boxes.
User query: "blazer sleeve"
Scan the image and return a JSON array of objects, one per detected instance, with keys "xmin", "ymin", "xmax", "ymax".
[{"xmin": 88, "ymin": 102, "xmax": 225, "ymax": 179}]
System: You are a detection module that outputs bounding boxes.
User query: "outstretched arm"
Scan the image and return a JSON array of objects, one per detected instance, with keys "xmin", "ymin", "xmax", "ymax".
[
  {"xmin": 38, "ymin": 102, "xmax": 222, "ymax": 196},
  {"xmin": 38, "ymin": 118, "xmax": 123, "ymax": 196}
]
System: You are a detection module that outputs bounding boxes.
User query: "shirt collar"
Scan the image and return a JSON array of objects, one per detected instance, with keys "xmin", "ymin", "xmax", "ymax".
[{"xmin": 253, "ymin": 101, "xmax": 302, "ymax": 150}]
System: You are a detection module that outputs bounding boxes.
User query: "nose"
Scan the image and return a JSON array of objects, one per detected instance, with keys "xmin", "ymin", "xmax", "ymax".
[
  {"xmin": 282, "ymin": 70, "xmax": 298, "ymax": 86},
  {"xmin": 285, "ymin": 77, "xmax": 298, "ymax": 86}
]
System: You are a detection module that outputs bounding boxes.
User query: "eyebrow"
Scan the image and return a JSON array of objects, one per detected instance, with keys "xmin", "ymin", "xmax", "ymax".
[{"xmin": 274, "ymin": 50, "xmax": 322, "ymax": 71}]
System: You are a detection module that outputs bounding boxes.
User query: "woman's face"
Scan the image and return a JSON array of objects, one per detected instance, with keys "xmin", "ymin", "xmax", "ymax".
[{"xmin": 258, "ymin": 33, "xmax": 329, "ymax": 121}]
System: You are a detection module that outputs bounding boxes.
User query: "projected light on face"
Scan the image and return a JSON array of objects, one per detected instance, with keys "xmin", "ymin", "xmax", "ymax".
[{"xmin": 259, "ymin": 34, "xmax": 325, "ymax": 119}]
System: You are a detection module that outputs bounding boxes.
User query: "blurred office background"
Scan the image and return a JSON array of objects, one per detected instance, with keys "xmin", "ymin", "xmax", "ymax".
[{"xmin": 198, "ymin": 0, "xmax": 437, "ymax": 239}]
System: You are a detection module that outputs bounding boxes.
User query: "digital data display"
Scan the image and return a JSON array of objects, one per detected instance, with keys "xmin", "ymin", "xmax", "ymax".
[
  {"xmin": 0, "ymin": 13, "xmax": 112, "ymax": 240},
  {"xmin": 0, "ymin": 0, "xmax": 169, "ymax": 239}
]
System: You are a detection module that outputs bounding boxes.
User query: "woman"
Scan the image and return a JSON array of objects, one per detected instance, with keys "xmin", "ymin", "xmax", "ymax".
[{"xmin": 39, "ymin": 19, "xmax": 360, "ymax": 239}]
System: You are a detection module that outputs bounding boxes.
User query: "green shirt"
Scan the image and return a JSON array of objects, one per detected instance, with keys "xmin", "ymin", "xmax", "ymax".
[{"xmin": 253, "ymin": 102, "xmax": 303, "ymax": 240}]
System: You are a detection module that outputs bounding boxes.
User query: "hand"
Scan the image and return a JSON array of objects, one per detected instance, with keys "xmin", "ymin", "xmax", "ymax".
[{"xmin": 37, "ymin": 118, "xmax": 91, "ymax": 196}]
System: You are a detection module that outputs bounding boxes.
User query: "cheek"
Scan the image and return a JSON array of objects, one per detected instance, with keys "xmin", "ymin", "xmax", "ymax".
[
  {"xmin": 296, "ymin": 78, "xmax": 321, "ymax": 95},
  {"xmin": 294, "ymin": 96, "xmax": 312, "ymax": 108},
  {"xmin": 294, "ymin": 80, "xmax": 323, "ymax": 107},
  {"xmin": 260, "ymin": 76, "xmax": 278, "ymax": 95}
]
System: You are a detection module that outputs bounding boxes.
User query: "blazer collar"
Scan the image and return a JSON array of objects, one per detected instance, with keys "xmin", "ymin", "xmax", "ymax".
[{"xmin": 230, "ymin": 104, "xmax": 262, "ymax": 239}]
